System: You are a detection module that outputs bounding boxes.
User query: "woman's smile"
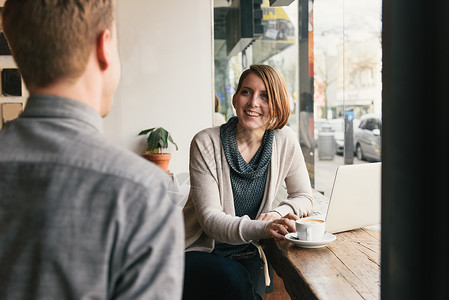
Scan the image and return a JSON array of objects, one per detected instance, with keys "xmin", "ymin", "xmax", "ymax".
[{"xmin": 245, "ymin": 110, "xmax": 262, "ymax": 117}]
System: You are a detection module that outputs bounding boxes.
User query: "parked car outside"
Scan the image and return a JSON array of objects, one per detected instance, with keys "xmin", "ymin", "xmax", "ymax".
[
  {"xmin": 327, "ymin": 119, "xmax": 345, "ymax": 155},
  {"xmin": 316, "ymin": 118, "xmax": 360, "ymax": 155},
  {"xmin": 315, "ymin": 117, "xmax": 361, "ymax": 156},
  {"xmin": 354, "ymin": 114, "xmax": 382, "ymax": 161}
]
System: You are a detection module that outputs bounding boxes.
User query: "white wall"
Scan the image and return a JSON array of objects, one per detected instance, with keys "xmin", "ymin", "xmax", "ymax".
[{"xmin": 103, "ymin": 0, "xmax": 214, "ymax": 174}]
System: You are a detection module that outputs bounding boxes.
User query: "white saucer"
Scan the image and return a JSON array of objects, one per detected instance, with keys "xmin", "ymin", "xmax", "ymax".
[{"xmin": 285, "ymin": 232, "xmax": 336, "ymax": 248}]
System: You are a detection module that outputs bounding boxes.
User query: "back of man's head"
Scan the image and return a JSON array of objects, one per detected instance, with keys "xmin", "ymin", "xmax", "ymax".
[{"xmin": 1, "ymin": 0, "xmax": 115, "ymax": 90}]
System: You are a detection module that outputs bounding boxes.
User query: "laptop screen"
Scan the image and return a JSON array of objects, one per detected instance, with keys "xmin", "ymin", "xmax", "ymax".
[{"xmin": 324, "ymin": 162, "xmax": 381, "ymax": 233}]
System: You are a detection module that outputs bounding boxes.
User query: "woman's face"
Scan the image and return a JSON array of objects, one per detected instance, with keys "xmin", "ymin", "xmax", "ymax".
[{"xmin": 232, "ymin": 72, "xmax": 271, "ymax": 133}]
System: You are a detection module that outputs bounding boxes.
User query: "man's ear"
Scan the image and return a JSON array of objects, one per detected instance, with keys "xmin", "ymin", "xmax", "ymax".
[{"xmin": 96, "ymin": 29, "xmax": 112, "ymax": 71}]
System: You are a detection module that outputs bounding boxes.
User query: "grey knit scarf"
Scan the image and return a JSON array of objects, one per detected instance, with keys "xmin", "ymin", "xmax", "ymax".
[{"xmin": 213, "ymin": 116, "xmax": 273, "ymax": 259}]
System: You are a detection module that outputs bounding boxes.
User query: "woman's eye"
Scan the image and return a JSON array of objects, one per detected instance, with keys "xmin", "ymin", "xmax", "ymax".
[
  {"xmin": 241, "ymin": 90, "xmax": 251, "ymax": 95},
  {"xmin": 261, "ymin": 93, "xmax": 269, "ymax": 99}
]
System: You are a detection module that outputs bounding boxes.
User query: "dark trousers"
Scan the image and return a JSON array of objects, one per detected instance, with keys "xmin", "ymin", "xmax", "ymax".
[{"xmin": 183, "ymin": 251, "xmax": 265, "ymax": 300}]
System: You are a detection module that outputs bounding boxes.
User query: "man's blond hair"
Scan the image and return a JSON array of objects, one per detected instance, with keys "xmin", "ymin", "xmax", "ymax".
[{"xmin": 1, "ymin": 0, "xmax": 115, "ymax": 89}]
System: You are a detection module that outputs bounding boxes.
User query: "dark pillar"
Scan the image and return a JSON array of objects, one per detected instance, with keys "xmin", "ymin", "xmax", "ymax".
[
  {"xmin": 298, "ymin": 0, "xmax": 315, "ymax": 186},
  {"xmin": 344, "ymin": 109, "xmax": 354, "ymax": 164},
  {"xmin": 381, "ymin": 1, "xmax": 449, "ymax": 299}
]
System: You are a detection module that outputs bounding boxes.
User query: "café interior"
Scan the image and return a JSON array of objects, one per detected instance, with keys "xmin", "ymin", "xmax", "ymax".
[{"xmin": 0, "ymin": 0, "xmax": 447, "ymax": 299}]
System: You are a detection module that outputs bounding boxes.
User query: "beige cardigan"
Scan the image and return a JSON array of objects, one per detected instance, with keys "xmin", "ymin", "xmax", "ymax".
[{"xmin": 183, "ymin": 125, "xmax": 314, "ymax": 252}]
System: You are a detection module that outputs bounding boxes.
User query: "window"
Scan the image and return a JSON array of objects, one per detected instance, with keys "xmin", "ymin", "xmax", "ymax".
[
  {"xmin": 213, "ymin": 0, "xmax": 382, "ymax": 196},
  {"xmin": 214, "ymin": 0, "xmax": 315, "ymax": 182},
  {"xmin": 214, "ymin": 0, "xmax": 300, "ymax": 131},
  {"xmin": 313, "ymin": 0, "xmax": 382, "ymax": 196}
]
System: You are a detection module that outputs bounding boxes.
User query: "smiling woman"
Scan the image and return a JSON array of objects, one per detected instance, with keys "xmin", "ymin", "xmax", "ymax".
[{"xmin": 182, "ymin": 64, "xmax": 313, "ymax": 300}]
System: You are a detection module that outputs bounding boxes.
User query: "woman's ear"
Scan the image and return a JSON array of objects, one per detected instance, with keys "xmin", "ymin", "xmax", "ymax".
[
  {"xmin": 96, "ymin": 29, "xmax": 112, "ymax": 71},
  {"xmin": 232, "ymin": 93, "xmax": 236, "ymax": 108}
]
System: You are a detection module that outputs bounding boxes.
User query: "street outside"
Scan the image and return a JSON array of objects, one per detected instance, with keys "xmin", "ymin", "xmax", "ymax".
[{"xmin": 314, "ymin": 149, "xmax": 367, "ymax": 197}]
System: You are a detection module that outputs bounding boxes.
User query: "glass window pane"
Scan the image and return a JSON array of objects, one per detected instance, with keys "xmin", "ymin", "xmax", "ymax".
[
  {"xmin": 213, "ymin": 0, "xmax": 382, "ymax": 197},
  {"xmin": 314, "ymin": 0, "xmax": 382, "ymax": 196},
  {"xmin": 214, "ymin": 0, "xmax": 300, "ymax": 131}
]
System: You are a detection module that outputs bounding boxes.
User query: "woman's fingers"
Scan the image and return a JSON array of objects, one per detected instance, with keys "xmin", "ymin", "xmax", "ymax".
[
  {"xmin": 277, "ymin": 217, "xmax": 296, "ymax": 232},
  {"xmin": 265, "ymin": 224, "xmax": 287, "ymax": 240},
  {"xmin": 257, "ymin": 212, "xmax": 280, "ymax": 222},
  {"xmin": 284, "ymin": 212, "xmax": 300, "ymax": 221},
  {"xmin": 265, "ymin": 217, "xmax": 297, "ymax": 239}
]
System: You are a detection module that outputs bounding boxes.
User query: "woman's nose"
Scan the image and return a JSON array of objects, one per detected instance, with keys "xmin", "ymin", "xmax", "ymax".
[{"xmin": 248, "ymin": 94, "xmax": 260, "ymax": 106}]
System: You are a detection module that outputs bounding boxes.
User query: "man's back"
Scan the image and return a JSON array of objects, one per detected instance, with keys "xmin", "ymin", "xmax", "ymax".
[{"xmin": 0, "ymin": 95, "xmax": 184, "ymax": 299}]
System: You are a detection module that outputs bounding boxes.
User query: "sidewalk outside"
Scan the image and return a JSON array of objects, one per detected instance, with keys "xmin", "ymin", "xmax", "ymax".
[{"xmin": 314, "ymin": 149, "xmax": 366, "ymax": 197}]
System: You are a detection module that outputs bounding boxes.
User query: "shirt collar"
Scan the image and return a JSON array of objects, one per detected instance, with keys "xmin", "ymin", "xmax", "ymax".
[{"xmin": 21, "ymin": 94, "xmax": 104, "ymax": 133}]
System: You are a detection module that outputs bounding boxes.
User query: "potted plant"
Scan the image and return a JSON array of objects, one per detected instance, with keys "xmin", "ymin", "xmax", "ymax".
[{"xmin": 138, "ymin": 127, "xmax": 178, "ymax": 172}]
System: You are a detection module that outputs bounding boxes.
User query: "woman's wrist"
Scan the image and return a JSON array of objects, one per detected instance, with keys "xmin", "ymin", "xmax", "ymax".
[{"xmin": 269, "ymin": 210, "xmax": 283, "ymax": 218}]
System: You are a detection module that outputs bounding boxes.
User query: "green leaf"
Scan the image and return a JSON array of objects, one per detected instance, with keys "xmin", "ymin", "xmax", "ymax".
[
  {"xmin": 138, "ymin": 128, "xmax": 156, "ymax": 136},
  {"xmin": 168, "ymin": 134, "xmax": 178, "ymax": 150},
  {"xmin": 139, "ymin": 126, "xmax": 177, "ymax": 153}
]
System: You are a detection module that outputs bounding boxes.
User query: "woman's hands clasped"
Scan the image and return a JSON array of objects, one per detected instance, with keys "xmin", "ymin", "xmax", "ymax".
[{"xmin": 257, "ymin": 212, "xmax": 299, "ymax": 241}]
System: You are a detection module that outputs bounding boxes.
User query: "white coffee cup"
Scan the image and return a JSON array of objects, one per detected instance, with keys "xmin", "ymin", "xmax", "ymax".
[{"xmin": 295, "ymin": 218, "xmax": 326, "ymax": 242}]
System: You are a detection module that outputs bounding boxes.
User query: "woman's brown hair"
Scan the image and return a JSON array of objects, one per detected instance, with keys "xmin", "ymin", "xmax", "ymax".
[{"xmin": 235, "ymin": 64, "xmax": 290, "ymax": 130}]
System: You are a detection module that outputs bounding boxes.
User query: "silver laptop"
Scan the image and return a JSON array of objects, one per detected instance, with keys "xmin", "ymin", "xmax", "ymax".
[{"xmin": 324, "ymin": 162, "xmax": 381, "ymax": 234}]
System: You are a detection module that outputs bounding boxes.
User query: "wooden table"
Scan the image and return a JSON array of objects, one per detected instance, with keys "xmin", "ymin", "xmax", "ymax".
[{"xmin": 264, "ymin": 190, "xmax": 381, "ymax": 299}]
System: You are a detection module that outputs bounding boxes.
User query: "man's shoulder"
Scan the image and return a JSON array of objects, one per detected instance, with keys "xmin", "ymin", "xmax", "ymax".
[{"xmin": 90, "ymin": 139, "xmax": 171, "ymax": 188}]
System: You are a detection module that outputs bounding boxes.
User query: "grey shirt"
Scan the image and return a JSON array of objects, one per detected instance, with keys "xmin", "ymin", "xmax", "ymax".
[{"xmin": 0, "ymin": 95, "xmax": 184, "ymax": 299}]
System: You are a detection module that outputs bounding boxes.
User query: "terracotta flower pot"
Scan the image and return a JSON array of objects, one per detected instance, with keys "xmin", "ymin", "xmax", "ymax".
[{"xmin": 142, "ymin": 153, "xmax": 171, "ymax": 173}]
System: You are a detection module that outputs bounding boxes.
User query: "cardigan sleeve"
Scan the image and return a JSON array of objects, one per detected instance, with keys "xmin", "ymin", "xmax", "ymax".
[
  {"xmin": 187, "ymin": 129, "xmax": 268, "ymax": 245},
  {"xmin": 271, "ymin": 127, "xmax": 314, "ymax": 218}
]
